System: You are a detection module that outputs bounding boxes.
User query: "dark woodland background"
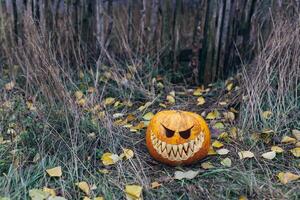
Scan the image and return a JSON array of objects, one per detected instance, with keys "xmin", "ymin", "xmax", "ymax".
[{"xmin": 1, "ymin": 0, "xmax": 299, "ymax": 84}]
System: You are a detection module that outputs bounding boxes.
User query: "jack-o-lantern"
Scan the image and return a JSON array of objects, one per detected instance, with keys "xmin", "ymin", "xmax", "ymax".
[{"xmin": 146, "ymin": 110, "xmax": 210, "ymax": 165}]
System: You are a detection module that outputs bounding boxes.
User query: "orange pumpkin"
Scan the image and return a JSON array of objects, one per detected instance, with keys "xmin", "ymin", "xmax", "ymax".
[{"xmin": 146, "ymin": 110, "xmax": 210, "ymax": 165}]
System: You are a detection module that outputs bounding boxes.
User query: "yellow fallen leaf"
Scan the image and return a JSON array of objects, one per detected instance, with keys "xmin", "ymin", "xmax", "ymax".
[
  {"xmin": 281, "ymin": 136, "xmax": 296, "ymax": 144},
  {"xmin": 43, "ymin": 187, "xmax": 56, "ymax": 197},
  {"xmin": 46, "ymin": 166, "xmax": 62, "ymax": 177},
  {"xmin": 208, "ymin": 146, "xmax": 217, "ymax": 155},
  {"xmin": 206, "ymin": 110, "xmax": 220, "ymax": 120},
  {"xmin": 223, "ymin": 112, "xmax": 235, "ymax": 121},
  {"xmin": 94, "ymin": 197, "xmax": 104, "ymax": 200},
  {"xmin": 271, "ymin": 146, "xmax": 284, "ymax": 153},
  {"xmin": 5, "ymin": 81, "xmax": 15, "ymax": 91},
  {"xmin": 216, "ymin": 148, "xmax": 229, "ymax": 155},
  {"xmin": 261, "ymin": 151, "xmax": 276, "ymax": 160},
  {"xmin": 218, "ymin": 132, "xmax": 229, "ymax": 140},
  {"xmin": 83, "ymin": 197, "xmax": 91, "ymax": 200},
  {"xmin": 142, "ymin": 112, "xmax": 154, "ymax": 121},
  {"xmin": 238, "ymin": 195, "xmax": 248, "ymax": 200},
  {"xmin": 77, "ymin": 98, "xmax": 86, "ymax": 106},
  {"xmin": 290, "ymin": 147, "xmax": 300, "ymax": 157},
  {"xmin": 138, "ymin": 102, "xmax": 151, "ymax": 111},
  {"xmin": 229, "ymin": 127, "xmax": 238, "ymax": 139},
  {"xmin": 103, "ymin": 97, "xmax": 115, "ymax": 106},
  {"xmin": 169, "ymin": 91, "xmax": 175, "ymax": 97},
  {"xmin": 262, "ymin": 111, "xmax": 273, "ymax": 119},
  {"xmin": 213, "ymin": 122, "xmax": 225, "ymax": 130},
  {"xmin": 87, "ymin": 87, "xmax": 96, "ymax": 93},
  {"xmin": 150, "ymin": 181, "xmax": 161, "ymax": 189},
  {"xmin": 75, "ymin": 91, "xmax": 84, "ymax": 100},
  {"xmin": 26, "ymin": 100, "xmax": 37, "ymax": 112},
  {"xmin": 226, "ymin": 82, "xmax": 233, "ymax": 91},
  {"xmin": 238, "ymin": 151, "xmax": 254, "ymax": 159},
  {"xmin": 292, "ymin": 129, "xmax": 300, "ymax": 141},
  {"xmin": 193, "ymin": 88, "xmax": 202, "ymax": 96},
  {"xmin": 166, "ymin": 95, "xmax": 175, "ymax": 104},
  {"xmin": 197, "ymin": 97, "xmax": 205, "ymax": 105},
  {"xmin": 212, "ymin": 140, "xmax": 224, "ymax": 148},
  {"xmin": 219, "ymin": 101, "xmax": 227, "ymax": 106},
  {"xmin": 75, "ymin": 181, "xmax": 90, "ymax": 196},
  {"xmin": 125, "ymin": 184, "xmax": 143, "ymax": 200},
  {"xmin": 126, "ymin": 114, "xmax": 136, "ymax": 122},
  {"xmin": 296, "ymin": 142, "xmax": 300, "ymax": 147},
  {"xmin": 120, "ymin": 148, "xmax": 134, "ymax": 160},
  {"xmin": 220, "ymin": 157, "xmax": 232, "ymax": 167},
  {"xmin": 277, "ymin": 172, "xmax": 300, "ymax": 184},
  {"xmin": 230, "ymin": 107, "xmax": 239, "ymax": 113},
  {"xmin": 99, "ymin": 169, "xmax": 109, "ymax": 174},
  {"xmin": 130, "ymin": 122, "xmax": 145, "ymax": 132},
  {"xmin": 101, "ymin": 152, "xmax": 120, "ymax": 166},
  {"xmin": 114, "ymin": 101, "xmax": 122, "ymax": 107},
  {"xmin": 29, "ymin": 189, "xmax": 50, "ymax": 200},
  {"xmin": 159, "ymin": 103, "xmax": 167, "ymax": 108},
  {"xmin": 201, "ymin": 162, "xmax": 214, "ymax": 169}
]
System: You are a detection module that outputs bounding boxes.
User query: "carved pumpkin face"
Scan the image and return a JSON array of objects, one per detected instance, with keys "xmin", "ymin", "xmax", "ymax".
[{"xmin": 146, "ymin": 110, "xmax": 210, "ymax": 165}]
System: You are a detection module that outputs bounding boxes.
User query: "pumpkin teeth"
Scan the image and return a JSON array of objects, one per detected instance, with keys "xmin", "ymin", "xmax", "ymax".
[{"xmin": 150, "ymin": 132, "xmax": 205, "ymax": 161}]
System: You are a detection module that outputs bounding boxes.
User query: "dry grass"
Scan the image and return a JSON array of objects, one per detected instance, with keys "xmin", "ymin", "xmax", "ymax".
[{"xmin": 240, "ymin": 17, "xmax": 300, "ymax": 132}]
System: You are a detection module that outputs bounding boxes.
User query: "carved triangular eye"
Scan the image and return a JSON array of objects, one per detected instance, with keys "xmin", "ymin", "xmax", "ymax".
[
  {"xmin": 179, "ymin": 126, "xmax": 193, "ymax": 139},
  {"xmin": 161, "ymin": 124, "xmax": 175, "ymax": 137}
]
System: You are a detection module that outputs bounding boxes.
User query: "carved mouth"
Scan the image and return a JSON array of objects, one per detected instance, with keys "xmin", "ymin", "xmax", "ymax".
[{"xmin": 150, "ymin": 132, "xmax": 204, "ymax": 161}]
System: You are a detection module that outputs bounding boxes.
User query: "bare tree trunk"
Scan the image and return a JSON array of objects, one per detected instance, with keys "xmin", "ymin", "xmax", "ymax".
[{"xmin": 218, "ymin": 0, "xmax": 231, "ymax": 79}]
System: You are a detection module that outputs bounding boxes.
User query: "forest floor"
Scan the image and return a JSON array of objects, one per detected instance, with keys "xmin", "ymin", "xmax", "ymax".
[{"xmin": 0, "ymin": 69, "xmax": 299, "ymax": 200}]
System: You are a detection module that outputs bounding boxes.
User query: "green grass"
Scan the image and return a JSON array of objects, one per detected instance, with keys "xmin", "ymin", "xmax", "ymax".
[{"xmin": 0, "ymin": 67, "xmax": 299, "ymax": 200}]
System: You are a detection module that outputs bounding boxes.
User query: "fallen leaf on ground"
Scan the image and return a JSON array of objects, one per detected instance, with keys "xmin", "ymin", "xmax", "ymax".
[
  {"xmin": 213, "ymin": 122, "xmax": 225, "ymax": 130},
  {"xmin": 150, "ymin": 181, "xmax": 161, "ymax": 189},
  {"xmin": 290, "ymin": 147, "xmax": 300, "ymax": 157},
  {"xmin": 216, "ymin": 148, "xmax": 229, "ymax": 155},
  {"xmin": 262, "ymin": 111, "xmax": 273, "ymax": 119},
  {"xmin": 201, "ymin": 162, "xmax": 214, "ymax": 169},
  {"xmin": 174, "ymin": 170, "xmax": 199, "ymax": 180},
  {"xmin": 75, "ymin": 181, "xmax": 90, "ymax": 196},
  {"xmin": 226, "ymin": 82, "xmax": 233, "ymax": 91},
  {"xmin": 292, "ymin": 129, "xmax": 300, "ymax": 140},
  {"xmin": 99, "ymin": 169, "xmax": 109, "ymax": 174},
  {"xmin": 103, "ymin": 97, "xmax": 115, "ymax": 106},
  {"xmin": 197, "ymin": 97, "xmax": 205, "ymax": 105},
  {"xmin": 94, "ymin": 197, "xmax": 104, "ymax": 200},
  {"xmin": 101, "ymin": 152, "xmax": 120, "ymax": 165},
  {"xmin": 238, "ymin": 151, "xmax": 254, "ymax": 159},
  {"xmin": 223, "ymin": 111, "xmax": 235, "ymax": 121},
  {"xmin": 166, "ymin": 95, "xmax": 175, "ymax": 104},
  {"xmin": 130, "ymin": 122, "xmax": 145, "ymax": 132},
  {"xmin": 271, "ymin": 146, "xmax": 284, "ymax": 153},
  {"xmin": 221, "ymin": 157, "xmax": 232, "ymax": 167},
  {"xmin": 125, "ymin": 184, "xmax": 143, "ymax": 200},
  {"xmin": 212, "ymin": 140, "xmax": 224, "ymax": 148},
  {"xmin": 43, "ymin": 187, "xmax": 56, "ymax": 197},
  {"xmin": 208, "ymin": 146, "xmax": 217, "ymax": 155},
  {"xmin": 138, "ymin": 102, "xmax": 151, "ymax": 111},
  {"xmin": 46, "ymin": 166, "xmax": 62, "ymax": 177},
  {"xmin": 5, "ymin": 81, "xmax": 15, "ymax": 91},
  {"xmin": 277, "ymin": 172, "xmax": 300, "ymax": 184},
  {"xmin": 193, "ymin": 88, "xmax": 202, "ymax": 96},
  {"xmin": 75, "ymin": 91, "xmax": 84, "ymax": 100},
  {"xmin": 120, "ymin": 148, "xmax": 134, "ymax": 160},
  {"xmin": 142, "ymin": 112, "xmax": 154, "ymax": 120},
  {"xmin": 29, "ymin": 189, "xmax": 50, "ymax": 200},
  {"xmin": 218, "ymin": 132, "xmax": 229, "ymax": 140},
  {"xmin": 281, "ymin": 136, "xmax": 296, "ymax": 144},
  {"xmin": 261, "ymin": 151, "xmax": 276, "ymax": 160},
  {"xmin": 206, "ymin": 110, "xmax": 220, "ymax": 120}
]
